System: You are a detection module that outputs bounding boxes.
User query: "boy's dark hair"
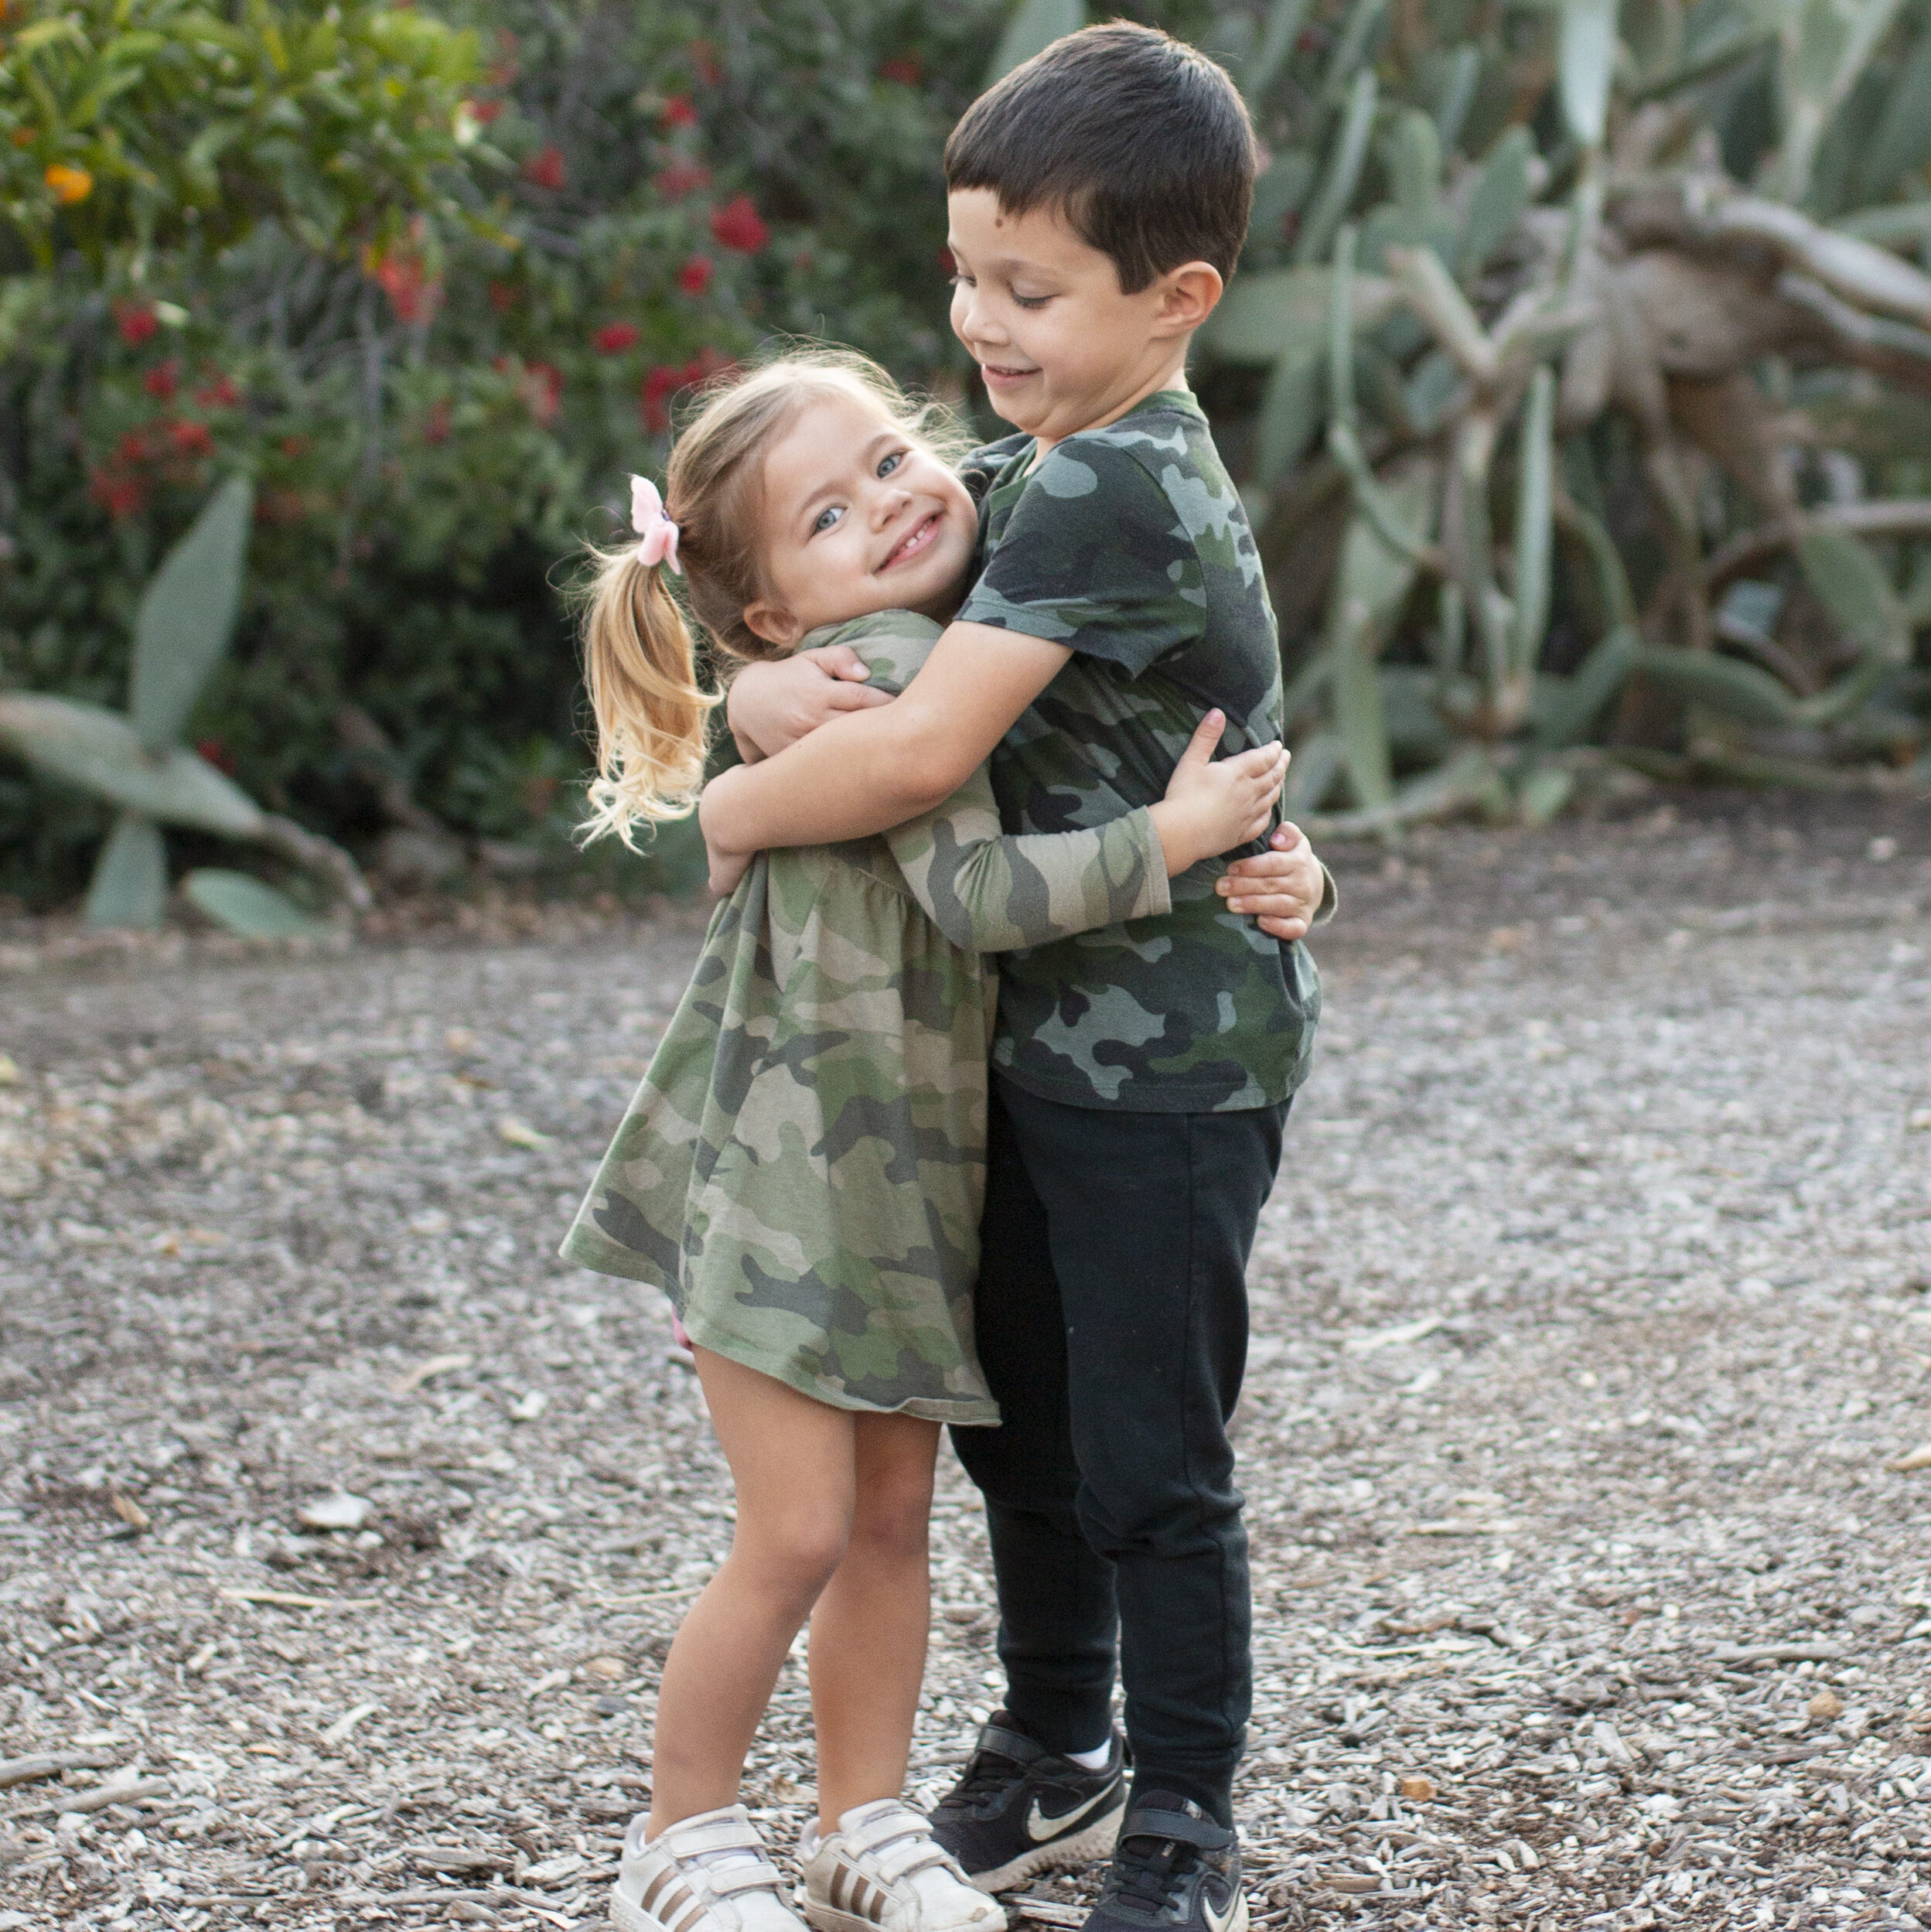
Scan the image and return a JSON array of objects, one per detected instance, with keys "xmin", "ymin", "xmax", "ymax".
[{"xmin": 944, "ymin": 22, "xmax": 1260, "ymax": 295}]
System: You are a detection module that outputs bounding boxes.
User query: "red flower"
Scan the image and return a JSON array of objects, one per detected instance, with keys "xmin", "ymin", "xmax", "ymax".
[
  {"xmin": 487, "ymin": 278, "xmax": 520, "ymax": 314},
  {"xmin": 661, "ymin": 94, "xmax": 698, "ymax": 128},
  {"xmin": 710, "ymin": 196, "xmax": 769, "ymax": 253},
  {"xmin": 879, "ymin": 54, "xmax": 923, "ymax": 86},
  {"xmin": 143, "ymin": 357, "xmax": 180, "ymax": 400},
  {"xmin": 169, "ymin": 420, "xmax": 215, "ymax": 458},
  {"xmin": 115, "ymin": 428, "xmax": 154, "ymax": 465},
  {"xmin": 689, "ymin": 40, "xmax": 722, "ymax": 87},
  {"xmin": 654, "ymin": 162, "xmax": 711, "ymax": 199},
  {"xmin": 677, "ymin": 257, "xmax": 714, "ymax": 296},
  {"xmin": 195, "ymin": 738, "xmax": 237, "ymax": 775},
  {"xmin": 280, "ymin": 434, "xmax": 311, "ymax": 459},
  {"xmin": 369, "ymin": 245, "xmax": 443, "ymax": 326},
  {"xmin": 467, "ymin": 98, "xmax": 504, "ymax": 124},
  {"xmin": 594, "ymin": 321, "xmax": 641, "ymax": 353},
  {"xmin": 523, "ymin": 145, "xmax": 565, "ymax": 192},
  {"xmin": 114, "ymin": 301, "xmax": 159, "ymax": 346},
  {"xmin": 89, "ymin": 468, "xmax": 146, "ymax": 519},
  {"xmin": 194, "ymin": 372, "xmax": 241, "ymax": 408},
  {"xmin": 423, "ymin": 398, "xmax": 452, "ymax": 445}
]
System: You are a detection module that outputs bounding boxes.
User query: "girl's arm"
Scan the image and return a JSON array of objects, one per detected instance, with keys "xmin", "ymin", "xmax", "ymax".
[{"xmin": 889, "ymin": 712, "xmax": 1287, "ymax": 954}]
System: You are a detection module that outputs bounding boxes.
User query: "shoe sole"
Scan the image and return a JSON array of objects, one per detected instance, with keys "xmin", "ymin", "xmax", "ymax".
[
  {"xmin": 804, "ymin": 1903, "xmax": 1009, "ymax": 1932},
  {"xmin": 612, "ymin": 1894, "xmax": 664, "ymax": 1932},
  {"xmin": 960, "ymin": 1807, "xmax": 1127, "ymax": 1896}
]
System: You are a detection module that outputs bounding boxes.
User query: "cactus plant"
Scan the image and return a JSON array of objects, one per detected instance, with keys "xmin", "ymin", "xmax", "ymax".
[
  {"xmin": 0, "ymin": 476, "xmax": 368, "ymax": 932},
  {"xmin": 1190, "ymin": 0, "xmax": 1931, "ymax": 825}
]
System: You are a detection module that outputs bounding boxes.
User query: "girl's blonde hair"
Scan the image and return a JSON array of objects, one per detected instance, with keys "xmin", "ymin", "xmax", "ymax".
[{"xmin": 579, "ymin": 345, "xmax": 967, "ymax": 846}]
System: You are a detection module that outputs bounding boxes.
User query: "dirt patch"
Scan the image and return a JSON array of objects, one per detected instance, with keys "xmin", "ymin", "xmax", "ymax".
[{"xmin": 2, "ymin": 791, "xmax": 1929, "ymax": 1930}]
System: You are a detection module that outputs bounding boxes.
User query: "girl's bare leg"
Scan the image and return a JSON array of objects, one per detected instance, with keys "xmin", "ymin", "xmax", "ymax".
[
  {"xmin": 647, "ymin": 1348, "xmax": 859, "ymax": 1838},
  {"xmin": 807, "ymin": 1410, "xmax": 940, "ymax": 1828}
]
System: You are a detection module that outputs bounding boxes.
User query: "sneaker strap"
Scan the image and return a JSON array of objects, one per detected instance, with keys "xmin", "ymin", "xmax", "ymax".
[
  {"xmin": 974, "ymin": 1723, "xmax": 1042, "ymax": 1764},
  {"xmin": 1120, "ymin": 1807, "xmax": 1233, "ymax": 1853}
]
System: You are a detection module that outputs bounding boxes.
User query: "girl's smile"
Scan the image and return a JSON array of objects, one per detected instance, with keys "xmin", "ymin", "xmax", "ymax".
[{"xmin": 743, "ymin": 391, "xmax": 978, "ymax": 647}]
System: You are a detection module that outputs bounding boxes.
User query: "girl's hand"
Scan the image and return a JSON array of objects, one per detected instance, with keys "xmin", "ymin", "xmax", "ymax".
[
  {"xmin": 1219, "ymin": 824, "xmax": 1326, "ymax": 940},
  {"xmin": 1147, "ymin": 710, "xmax": 1291, "ymax": 879},
  {"xmin": 726, "ymin": 646, "xmax": 891, "ymax": 759}
]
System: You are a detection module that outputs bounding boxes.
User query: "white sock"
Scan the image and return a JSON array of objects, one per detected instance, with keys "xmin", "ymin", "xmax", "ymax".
[{"xmin": 1064, "ymin": 1739, "xmax": 1113, "ymax": 1771}]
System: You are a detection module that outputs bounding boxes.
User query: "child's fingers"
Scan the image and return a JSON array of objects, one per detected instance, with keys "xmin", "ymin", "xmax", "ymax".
[
  {"xmin": 1177, "ymin": 708, "xmax": 1227, "ymax": 772},
  {"xmin": 1219, "ymin": 736, "xmax": 1283, "ymax": 778},
  {"xmin": 797, "ymin": 643, "xmax": 875, "ymax": 680}
]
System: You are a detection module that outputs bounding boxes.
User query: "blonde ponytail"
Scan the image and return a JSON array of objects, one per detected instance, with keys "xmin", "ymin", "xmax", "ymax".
[{"xmin": 579, "ymin": 546, "xmax": 719, "ymax": 845}]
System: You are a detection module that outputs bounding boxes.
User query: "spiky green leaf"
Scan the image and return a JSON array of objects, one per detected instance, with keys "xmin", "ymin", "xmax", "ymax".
[
  {"xmin": 84, "ymin": 811, "xmax": 168, "ymax": 929},
  {"xmin": 182, "ymin": 869, "xmax": 328, "ymax": 937},
  {"xmin": 0, "ymin": 694, "xmax": 265, "ymax": 835},
  {"xmin": 1557, "ymin": 0, "xmax": 1618, "ymax": 147},
  {"xmin": 1200, "ymin": 266, "xmax": 1396, "ymax": 363},
  {"xmin": 1457, "ymin": 127, "xmax": 1534, "ymax": 280},
  {"xmin": 1794, "ymin": 526, "xmax": 1910, "ymax": 667},
  {"xmin": 985, "ymin": 0, "xmax": 1086, "ymax": 84},
  {"xmin": 129, "ymin": 475, "xmax": 254, "ymax": 753}
]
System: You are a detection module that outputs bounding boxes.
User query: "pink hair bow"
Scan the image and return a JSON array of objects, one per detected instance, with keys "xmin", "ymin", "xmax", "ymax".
[{"xmin": 629, "ymin": 474, "xmax": 682, "ymax": 575}]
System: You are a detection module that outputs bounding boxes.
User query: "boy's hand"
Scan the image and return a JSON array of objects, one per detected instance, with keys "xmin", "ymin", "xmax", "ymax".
[
  {"xmin": 727, "ymin": 646, "xmax": 891, "ymax": 759},
  {"xmin": 1218, "ymin": 825, "xmax": 1326, "ymax": 940},
  {"xmin": 1148, "ymin": 711, "xmax": 1291, "ymax": 878}
]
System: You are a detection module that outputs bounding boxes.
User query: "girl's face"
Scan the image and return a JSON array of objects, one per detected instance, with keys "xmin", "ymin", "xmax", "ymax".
[{"xmin": 742, "ymin": 388, "xmax": 978, "ymax": 649}]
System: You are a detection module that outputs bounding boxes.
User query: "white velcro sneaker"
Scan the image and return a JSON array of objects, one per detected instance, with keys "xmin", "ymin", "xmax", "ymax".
[
  {"xmin": 612, "ymin": 1804, "xmax": 810, "ymax": 1932},
  {"xmin": 801, "ymin": 1801, "xmax": 1008, "ymax": 1932}
]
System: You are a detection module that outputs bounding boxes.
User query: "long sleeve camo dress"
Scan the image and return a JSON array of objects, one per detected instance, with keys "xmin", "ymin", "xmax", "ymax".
[{"xmin": 560, "ymin": 610, "xmax": 1172, "ymax": 1425}]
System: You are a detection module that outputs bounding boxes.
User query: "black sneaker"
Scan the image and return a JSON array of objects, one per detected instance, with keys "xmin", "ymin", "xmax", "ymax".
[
  {"xmin": 1084, "ymin": 1794, "xmax": 1246, "ymax": 1932},
  {"xmin": 930, "ymin": 1711, "xmax": 1128, "ymax": 1893}
]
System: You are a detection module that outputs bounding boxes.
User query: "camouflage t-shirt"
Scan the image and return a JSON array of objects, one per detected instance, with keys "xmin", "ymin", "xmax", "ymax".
[{"xmin": 956, "ymin": 388, "xmax": 1322, "ymax": 1113}]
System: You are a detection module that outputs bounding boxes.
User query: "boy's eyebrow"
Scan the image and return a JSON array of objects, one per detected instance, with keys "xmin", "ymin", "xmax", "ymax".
[
  {"xmin": 790, "ymin": 428, "xmax": 902, "ymax": 532},
  {"xmin": 947, "ymin": 241, "xmax": 1062, "ymax": 280}
]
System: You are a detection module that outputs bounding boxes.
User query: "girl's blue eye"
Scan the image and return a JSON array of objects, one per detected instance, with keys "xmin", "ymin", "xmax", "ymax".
[
  {"xmin": 812, "ymin": 505, "xmax": 844, "ymax": 534},
  {"xmin": 878, "ymin": 451, "xmax": 903, "ymax": 478}
]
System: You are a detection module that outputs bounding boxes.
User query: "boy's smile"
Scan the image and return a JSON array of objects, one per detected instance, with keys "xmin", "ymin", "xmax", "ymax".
[{"xmin": 947, "ymin": 189, "xmax": 1224, "ymax": 456}]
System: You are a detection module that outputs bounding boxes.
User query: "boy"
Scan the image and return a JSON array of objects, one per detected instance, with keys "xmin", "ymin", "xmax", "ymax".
[{"xmin": 702, "ymin": 26, "xmax": 1329, "ymax": 1932}]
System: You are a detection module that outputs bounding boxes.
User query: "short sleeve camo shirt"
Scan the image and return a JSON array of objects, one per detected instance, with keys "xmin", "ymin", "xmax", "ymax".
[{"xmin": 956, "ymin": 389, "xmax": 1322, "ymax": 1113}]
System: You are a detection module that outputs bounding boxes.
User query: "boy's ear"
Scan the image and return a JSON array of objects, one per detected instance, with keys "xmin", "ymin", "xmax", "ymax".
[
  {"xmin": 1152, "ymin": 261, "xmax": 1225, "ymax": 338},
  {"xmin": 742, "ymin": 599, "xmax": 805, "ymax": 648}
]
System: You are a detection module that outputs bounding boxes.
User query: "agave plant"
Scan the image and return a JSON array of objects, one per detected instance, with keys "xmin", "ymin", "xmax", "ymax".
[{"xmin": 0, "ymin": 476, "xmax": 368, "ymax": 932}]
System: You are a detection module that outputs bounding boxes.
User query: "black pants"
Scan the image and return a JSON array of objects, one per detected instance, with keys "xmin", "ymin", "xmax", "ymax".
[{"xmin": 950, "ymin": 1076, "xmax": 1289, "ymax": 1825}]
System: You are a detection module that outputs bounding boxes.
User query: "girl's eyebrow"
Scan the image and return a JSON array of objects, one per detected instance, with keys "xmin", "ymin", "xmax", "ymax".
[{"xmin": 791, "ymin": 428, "xmax": 902, "ymax": 531}]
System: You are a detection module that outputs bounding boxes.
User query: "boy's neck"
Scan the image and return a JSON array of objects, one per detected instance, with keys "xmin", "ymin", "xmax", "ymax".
[{"xmin": 1029, "ymin": 351, "xmax": 1193, "ymax": 462}]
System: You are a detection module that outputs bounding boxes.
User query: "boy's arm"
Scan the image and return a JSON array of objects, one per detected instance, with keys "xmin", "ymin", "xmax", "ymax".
[{"xmin": 698, "ymin": 620, "xmax": 1072, "ymax": 855}]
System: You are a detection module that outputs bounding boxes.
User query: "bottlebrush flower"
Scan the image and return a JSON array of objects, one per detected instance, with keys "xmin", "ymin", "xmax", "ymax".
[
  {"xmin": 594, "ymin": 322, "xmax": 641, "ymax": 353},
  {"xmin": 523, "ymin": 145, "xmax": 565, "ymax": 192},
  {"xmin": 114, "ymin": 302, "xmax": 159, "ymax": 346},
  {"xmin": 144, "ymin": 358, "xmax": 180, "ymax": 401},
  {"xmin": 661, "ymin": 94, "xmax": 698, "ymax": 128},
  {"xmin": 710, "ymin": 196, "xmax": 768, "ymax": 252},
  {"xmin": 677, "ymin": 258, "xmax": 713, "ymax": 296},
  {"xmin": 654, "ymin": 162, "xmax": 711, "ymax": 199}
]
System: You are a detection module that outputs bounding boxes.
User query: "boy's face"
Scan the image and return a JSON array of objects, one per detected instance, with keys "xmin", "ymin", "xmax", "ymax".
[
  {"xmin": 947, "ymin": 189, "xmax": 1220, "ymax": 449},
  {"xmin": 744, "ymin": 388, "xmax": 978, "ymax": 648}
]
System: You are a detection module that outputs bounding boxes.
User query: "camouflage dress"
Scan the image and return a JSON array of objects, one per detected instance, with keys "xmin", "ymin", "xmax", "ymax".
[{"xmin": 560, "ymin": 611, "xmax": 1171, "ymax": 1424}]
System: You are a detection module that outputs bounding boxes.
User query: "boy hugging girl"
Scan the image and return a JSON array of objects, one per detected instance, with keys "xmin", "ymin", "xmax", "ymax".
[{"xmin": 563, "ymin": 26, "xmax": 1333, "ymax": 1932}]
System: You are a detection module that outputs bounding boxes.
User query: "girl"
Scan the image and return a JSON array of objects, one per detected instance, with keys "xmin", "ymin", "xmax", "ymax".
[{"xmin": 562, "ymin": 349, "xmax": 1288, "ymax": 1932}]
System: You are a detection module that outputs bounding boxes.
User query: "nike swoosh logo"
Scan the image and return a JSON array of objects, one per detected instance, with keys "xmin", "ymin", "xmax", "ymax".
[
  {"xmin": 1201, "ymin": 1888, "xmax": 1246, "ymax": 1932},
  {"xmin": 1024, "ymin": 1784, "xmax": 1117, "ymax": 1844}
]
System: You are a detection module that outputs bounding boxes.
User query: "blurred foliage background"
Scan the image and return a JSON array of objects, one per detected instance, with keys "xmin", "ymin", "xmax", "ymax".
[{"xmin": 0, "ymin": 0, "xmax": 1927, "ymax": 914}]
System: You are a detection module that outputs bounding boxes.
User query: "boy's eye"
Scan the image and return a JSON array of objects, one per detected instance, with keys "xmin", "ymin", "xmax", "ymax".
[
  {"xmin": 811, "ymin": 504, "xmax": 844, "ymax": 534},
  {"xmin": 1012, "ymin": 292, "xmax": 1051, "ymax": 310},
  {"xmin": 948, "ymin": 273, "xmax": 974, "ymax": 289}
]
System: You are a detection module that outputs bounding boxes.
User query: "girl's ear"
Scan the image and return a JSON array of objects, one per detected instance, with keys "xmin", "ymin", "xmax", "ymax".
[{"xmin": 742, "ymin": 599, "xmax": 805, "ymax": 648}]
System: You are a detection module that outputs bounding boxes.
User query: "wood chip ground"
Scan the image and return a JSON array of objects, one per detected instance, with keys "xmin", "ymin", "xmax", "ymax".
[{"xmin": 2, "ymin": 794, "xmax": 1929, "ymax": 1930}]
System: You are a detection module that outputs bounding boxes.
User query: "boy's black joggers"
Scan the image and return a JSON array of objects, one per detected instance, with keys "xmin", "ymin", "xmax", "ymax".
[{"xmin": 949, "ymin": 1074, "xmax": 1289, "ymax": 1828}]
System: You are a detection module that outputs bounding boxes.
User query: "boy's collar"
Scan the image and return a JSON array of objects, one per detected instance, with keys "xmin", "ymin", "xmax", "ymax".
[{"xmin": 1017, "ymin": 387, "xmax": 1204, "ymax": 473}]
